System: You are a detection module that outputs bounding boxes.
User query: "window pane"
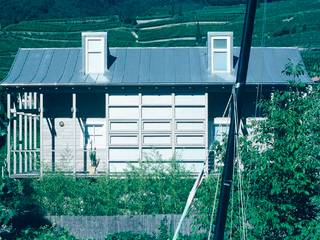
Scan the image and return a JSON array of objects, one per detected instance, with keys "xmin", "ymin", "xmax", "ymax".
[
  {"xmin": 110, "ymin": 136, "xmax": 138, "ymax": 145},
  {"xmin": 109, "ymin": 107, "xmax": 139, "ymax": 119},
  {"xmin": 175, "ymin": 107, "xmax": 205, "ymax": 119},
  {"xmin": 214, "ymin": 39, "xmax": 227, "ymax": 49},
  {"xmin": 142, "ymin": 107, "xmax": 172, "ymax": 119},
  {"xmin": 176, "ymin": 121, "xmax": 204, "ymax": 131},
  {"xmin": 176, "ymin": 135, "xmax": 204, "ymax": 145},
  {"xmin": 143, "ymin": 122, "xmax": 171, "ymax": 131},
  {"xmin": 110, "ymin": 122, "xmax": 138, "ymax": 131},
  {"xmin": 87, "ymin": 38, "xmax": 103, "ymax": 52},
  {"xmin": 87, "ymin": 52, "xmax": 104, "ymax": 73},
  {"xmin": 143, "ymin": 135, "xmax": 171, "ymax": 145},
  {"xmin": 213, "ymin": 52, "xmax": 228, "ymax": 71}
]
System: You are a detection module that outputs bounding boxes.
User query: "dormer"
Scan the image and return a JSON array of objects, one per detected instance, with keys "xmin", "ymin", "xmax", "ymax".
[
  {"xmin": 82, "ymin": 32, "xmax": 108, "ymax": 74},
  {"xmin": 207, "ymin": 32, "xmax": 233, "ymax": 74}
]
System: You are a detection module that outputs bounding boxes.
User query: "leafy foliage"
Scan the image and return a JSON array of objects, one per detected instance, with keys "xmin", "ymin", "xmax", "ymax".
[
  {"xmin": 240, "ymin": 83, "xmax": 320, "ymax": 239},
  {"xmin": 32, "ymin": 158, "xmax": 194, "ymax": 216},
  {"xmin": 0, "ymin": 177, "xmax": 50, "ymax": 239},
  {"xmin": 281, "ymin": 58, "xmax": 305, "ymax": 80},
  {"xmin": 17, "ymin": 226, "xmax": 76, "ymax": 240},
  {"xmin": 105, "ymin": 232, "xmax": 154, "ymax": 240}
]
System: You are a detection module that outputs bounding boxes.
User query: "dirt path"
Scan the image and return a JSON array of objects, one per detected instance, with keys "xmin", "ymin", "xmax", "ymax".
[
  {"xmin": 138, "ymin": 37, "xmax": 196, "ymax": 43},
  {"xmin": 138, "ymin": 21, "xmax": 227, "ymax": 30}
]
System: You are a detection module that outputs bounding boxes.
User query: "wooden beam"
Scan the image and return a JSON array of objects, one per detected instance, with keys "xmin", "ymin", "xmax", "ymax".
[
  {"xmin": 33, "ymin": 93, "xmax": 37, "ymax": 171},
  {"xmin": 29, "ymin": 92, "xmax": 32, "ymax": 171},
  {"xmin": 6, "ymin": 93, "xmax": 11, "ymax": 176},
  {"xmin": 13, "ymin": 101, "xmax": 17, "ymax": 175},
  {"xmin": 205, "ymin": 92, "xmax": 209, "ymax": 175},
  {"xmin": 171, "ymin": 93, "xmax": 175, "ymax": 159},
  {"xmin": 105, "ymin": 93, "xmax": 109, "ymax": 174},
  {"xmin": 39, "ymin": 93, "xmax": 43, "ymax": 178},
  {"xmin": 18, "ymin": 94, "xmax": 22, "ymax": 173},
  {"xmin": 72, "ymin": 93, "xmax": 76, "ymax": 176},
  {"xmin": 138, "ymin": 93, "xmax": 142, "ymax": 161},
  {"xmin": 24, "ymin": 92, "xmax": 28, "ymax": 173}
]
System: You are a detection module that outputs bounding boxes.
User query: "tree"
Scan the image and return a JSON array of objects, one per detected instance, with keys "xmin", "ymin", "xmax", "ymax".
[{"xmin": 241, "ymin": 82, "xmax": 320, "ymax": 239}]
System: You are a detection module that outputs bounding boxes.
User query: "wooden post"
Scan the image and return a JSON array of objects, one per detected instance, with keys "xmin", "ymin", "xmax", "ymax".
[
  {"xmin": 171, "ymin": 93, "xmax": 175, "ymax": 159},
  {"xmin": 13, "ymin": 101, "xmax": 17, "ymax": 175},
  {"xmin": 72, "ymin": 93, "xmax": 77, "ymax": 176},
  {"xmin": 6, "ymin": 93, "xmax": 11, "ymax": 176},
  {"xmin": 29, "ymin": 92, "xmax": 33, "ymax": 171},
  {"xmin": 39, "ymin": 93, "xmax": 43, "ymax": 178},
  {"xmin": 24, "ymin": 92, "xmax": 28, "ymax": 172},
  {"xmin": 138, "ymin": 93, "xmax": 142, "ymax": 161},
  {"xmin": 205, "ymin": 92, "xmax": 208, "ymax": 174},
  {"xmin": 33, "ymin": 93, "xmax": 37, "ymax": 171},
  {"xmin": 105, "ymin": 93, "xmax": 109, "ymax": 174},
  {"xmin": 18, "ymin": 94, "xmax": 22, "ymax": 173}
]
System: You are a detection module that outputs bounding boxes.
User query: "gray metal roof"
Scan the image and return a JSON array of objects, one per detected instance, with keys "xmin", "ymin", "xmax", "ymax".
[{"xmin": 1, "ymin": 47, "xmax": 310, "ymax": 87}]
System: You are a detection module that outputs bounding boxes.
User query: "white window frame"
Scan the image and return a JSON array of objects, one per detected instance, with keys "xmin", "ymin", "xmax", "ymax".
[
  {"xmin": 79, "ymin": 118, "xmax": 107, "ymax": 149},
  {"xmin": 211, "ymin": 36, "xmax": 232, "ymax": 73},
  {"xmin": 83, "ymin": 123, "xmax": 106, "ymax": 149},
  {"xmin": 85, "ymin": 37, "xmax": 105, "ymax": 74}
]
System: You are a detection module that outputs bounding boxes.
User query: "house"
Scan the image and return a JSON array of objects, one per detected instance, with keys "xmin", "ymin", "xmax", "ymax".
[{"xmin": 1, "ymin": 32, "xmax": 310, "ymax": 177}]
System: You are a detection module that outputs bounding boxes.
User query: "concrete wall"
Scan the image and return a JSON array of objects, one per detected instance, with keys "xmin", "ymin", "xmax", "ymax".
[{"xmin": 47, "ymin": 214, "xmax": 195, "ymax": 240}]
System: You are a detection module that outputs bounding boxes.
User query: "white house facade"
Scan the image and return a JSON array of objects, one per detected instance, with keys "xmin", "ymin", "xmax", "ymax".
[{"xmin": 1, "ymin": 32, "xmax": 310, "ymax": 177}]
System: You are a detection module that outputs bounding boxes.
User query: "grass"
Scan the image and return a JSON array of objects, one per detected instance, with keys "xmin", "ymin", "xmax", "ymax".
[{"xmin": 0, "ymin": 0, "xmax": 319, "ymax": 79}]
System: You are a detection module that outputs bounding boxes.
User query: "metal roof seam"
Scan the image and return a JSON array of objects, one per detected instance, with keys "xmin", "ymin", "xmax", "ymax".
[
  {"xmin": 1, "ymin": 47, "xmax": 311, "ymax": 87},
  {"xmin": 38, "ymin": 49, "xmax": 55, "ymax": 84},
  {"xmin": 121, "ymin": 48, "xmax": 128, "ymax": 84},
  {"xmin": 56, "ymin": 49, "xmax": 72, "ymax": 84},
  {"xmin": 26, "ymin": 50, "xmax": 46, "ymax": 84},
  {"xmin": 137, "ymin": 48, "xmax": 142, "ymax": 84},
  {"xmin": 67, "ymin": 50, "xmax": 81, "ymax": 84},
  {"xmin": 11, "ymin": 49, "xmax": 30, "ymax": 84}
]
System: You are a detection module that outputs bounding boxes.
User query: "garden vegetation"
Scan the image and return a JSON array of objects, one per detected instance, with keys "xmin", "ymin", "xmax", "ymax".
[{"xmin": 1, "ymin": 83, "xmax": 320, "ymax": 239}]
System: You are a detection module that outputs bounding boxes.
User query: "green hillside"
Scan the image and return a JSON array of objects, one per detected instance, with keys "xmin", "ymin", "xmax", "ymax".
[{"xmin": 0, "ymin": 0, "xmax": 319, "ymax": 80}]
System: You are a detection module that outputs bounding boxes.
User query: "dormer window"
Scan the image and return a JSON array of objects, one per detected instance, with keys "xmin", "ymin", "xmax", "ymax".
[
  {"xmin": 82, "ymin": 32, "xmax": 107, "ymax": 74},
  {"xmin": 208, "ymin": 32, "xmax": 233, "ymax": 74}
]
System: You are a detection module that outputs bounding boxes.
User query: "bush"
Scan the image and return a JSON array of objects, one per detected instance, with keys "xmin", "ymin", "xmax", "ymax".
[
  {"xmin": 241, "ymin": 83, "xmax": 320, "ymax": 239},
  {"xmin": 18, "ymin": 226, "xmax": 76, "ymax": 240},
  {"xmin": 31, "ymin": 158, "xmax": 195, "ymax": 216},
  {"xmin": 105, "ymin": 232, "xmax": 154, "ymax": 240}
]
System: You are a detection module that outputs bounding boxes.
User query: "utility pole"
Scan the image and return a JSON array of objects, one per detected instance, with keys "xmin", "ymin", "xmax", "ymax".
[{"xmin": 213, "ymin": 0, "xmax": 258, "ymax": 239}]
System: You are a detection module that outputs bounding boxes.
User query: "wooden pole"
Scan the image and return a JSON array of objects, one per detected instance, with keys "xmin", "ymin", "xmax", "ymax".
[
  {"xmin": 6, "ymin": 93, "xmax": 11, "ymax": 176},
  {"xmin": 24, "ymin": 92, "xmax": 28, "ymax": 173},
  {"xmin": 13, "ymin": 101, "xmax": 17, "ymax": 175},
  {"xmin": 29, "ymin": 92, "xmax": 33, "ymax": 171},
  {"xmin": 171, "ymin": 93, "xmax": 175, "ymax": 159},
  {"xmin": 213, "ymin": 0, "xmax": 258, "ymax": 239},
  {"xmin": 138, "ymin": 93, "xmax": 142, "ymax": 161},
  {"xmin": 105, "ymin": 93, "xmax": 109, "ymax": 174},
  {"xmin": 33, "ymin": 92, "xmax": 37, "ymax": 171},
  {"xmin": 73, "ymin": 93, "xmax": 77, "ymax": 176},
  {"xmin": 205, "ymin": 92, "xmax": 209, "ymax": 174},
  {"xmin": 19, "ymin": 94, "xmax": 22, "ymax": 173},
  {"xmin": 40, "ymin": 93, "xmax": 44, "ymax": 178}
]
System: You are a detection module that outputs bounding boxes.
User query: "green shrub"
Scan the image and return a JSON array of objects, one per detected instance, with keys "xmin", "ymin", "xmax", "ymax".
[
  {"xmin": 18, "ymin": 226, "xmax": 76, "ymax": 240},
  {"xmin": 105, "ymin": 232, "xmax": 154, "ymax": 240},
  {"xmin": 31, "ymin": 158, "xmax": 195, "ymax": 216}
]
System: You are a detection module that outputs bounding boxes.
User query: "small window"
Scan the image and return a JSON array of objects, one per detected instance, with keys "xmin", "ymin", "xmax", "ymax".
[
  {"xmin": 86, "ymin": 38, "xmax": 104, "ymax": 74},
  {"xmin": 208, "ymin": 32, "xmax": 233, "ymax": 74},
  {"xmin": 82, "ymin": 32, "xmax": 107, "ymax": 74},
  {"xmin": 214, "ymin": 117, "xmax": 230, "ymax": 143},
  {"xmin": 84, "ymin": 123, "xmax": 106, "ymax": 148}
]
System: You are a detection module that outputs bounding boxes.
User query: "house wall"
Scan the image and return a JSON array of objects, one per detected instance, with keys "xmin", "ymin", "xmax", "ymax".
[{"xmin": 43, "ymin": 92, "xmax": 208, "ymax": 174}]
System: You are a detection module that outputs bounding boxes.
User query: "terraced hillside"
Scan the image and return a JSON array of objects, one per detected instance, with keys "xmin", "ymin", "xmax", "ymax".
[{"xmin": 0, "ymin": 0, "xmax": 319, "ymax": 80}]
